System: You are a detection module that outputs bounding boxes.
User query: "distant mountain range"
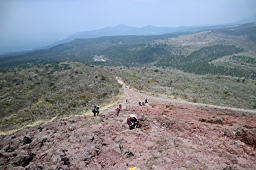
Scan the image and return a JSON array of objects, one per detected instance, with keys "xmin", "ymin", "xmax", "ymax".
[
  {"xmin": 35, "ymin": 15, "xmax": 256, "ymax": 48},
  {"xmin": 50, "ymin": 24, "xmax": 227, "ymax": 47},
  {"xmin": 0, "ymin": 23, "xmax": 243, "ymax": 56},
  {"xmin": 1, "ymin": 22, "xmax": 256, "ymax": 79}
]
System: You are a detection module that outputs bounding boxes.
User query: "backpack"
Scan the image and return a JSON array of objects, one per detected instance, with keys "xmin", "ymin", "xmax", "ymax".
[
  {"xmin": 127, "ymin": 117, "xmax": 131, "ymax": 123},
  {"xmin": 92, "ymin": 107, "xmax": 97, "ymax": 112}
]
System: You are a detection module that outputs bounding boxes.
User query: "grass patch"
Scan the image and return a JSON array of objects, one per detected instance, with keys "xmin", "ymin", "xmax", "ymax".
[
  {"xmin": 0, "ymin": 63, "xmax": 121, "ymax": 132},
  {"xmin": 113, "ymin": 66, "xmax": 256, "ymax": 110}
]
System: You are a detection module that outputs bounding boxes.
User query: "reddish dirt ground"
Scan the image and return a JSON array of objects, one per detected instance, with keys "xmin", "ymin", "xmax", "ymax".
[{"xmin": 0, "ymin": 81, "xmax": 256, "ymax": 169}]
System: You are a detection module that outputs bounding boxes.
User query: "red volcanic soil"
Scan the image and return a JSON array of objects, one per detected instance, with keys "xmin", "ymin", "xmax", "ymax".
[{"xmin": 0, "ymin": 83, "xmax": 256, "ymax": 169}]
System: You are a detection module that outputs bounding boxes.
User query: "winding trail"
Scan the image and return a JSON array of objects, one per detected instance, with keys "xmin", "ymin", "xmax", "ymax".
[{"xmin": 117, "ymin": 78, "xmax": 256, "ymax": 114}]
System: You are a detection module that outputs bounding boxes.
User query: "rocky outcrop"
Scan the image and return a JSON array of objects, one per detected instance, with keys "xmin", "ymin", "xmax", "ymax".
[{"xmin": 0, "ymin": 92, "xmax": 256, "ymax": 169}]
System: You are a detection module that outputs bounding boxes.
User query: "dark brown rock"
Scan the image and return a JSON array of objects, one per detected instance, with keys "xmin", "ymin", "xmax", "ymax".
[
  {"xmin": 61, "ymin": 157, "xmax": 70, "ymax": 165},
  {"xmin": 23, "ymin": 136, "xmax": 32, "ymax": 144},
  {"xmin": 15, "ymin": 152, "xmax": 35, "ymax": 167},
  {"xmin": 4, "ymin": 146, "xmax": 15, "ymax": 152}
]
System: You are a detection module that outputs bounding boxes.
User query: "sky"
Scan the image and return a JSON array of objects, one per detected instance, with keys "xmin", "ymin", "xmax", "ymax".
[{"xmin": 0, "ymin": 0, "xmax": 256, "ymax": 54}]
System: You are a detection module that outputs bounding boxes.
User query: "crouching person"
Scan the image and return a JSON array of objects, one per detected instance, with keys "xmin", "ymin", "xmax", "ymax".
[{"xmin": 127, "ymin": 114, "xmax": 140, "ymax": 130}]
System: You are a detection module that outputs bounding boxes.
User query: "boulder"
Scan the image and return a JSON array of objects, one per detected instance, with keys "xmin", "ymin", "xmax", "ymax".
[
  {"xmin": 23, "ymin": 136, "xmax": 32, "ymax": 144},
  {"xmin": 4, "ymin": 146, "xmax": 15, "ymax": 152},
  {"xmin": 15, "ymin": 152, "xmax": 35, "ymax": 167},
  {"xmin": 61, "ymin": 157, "xmax": 70, "ymax": 165}
]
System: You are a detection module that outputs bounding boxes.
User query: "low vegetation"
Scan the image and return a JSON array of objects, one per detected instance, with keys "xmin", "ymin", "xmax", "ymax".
[
  {"xmin": 0, "ymin": 62, "xmax": 121, "ymax": 131},
  {"xmin": 1, "ymin": 23, "xmax": 256, "ymax": 81},
  {"xmin": 0, "ymin": 22, "xmax": 256, "ymax": 132},
  {"xmin": 113, "ymin": 66, "xmax": 256, "ymax": 109}
]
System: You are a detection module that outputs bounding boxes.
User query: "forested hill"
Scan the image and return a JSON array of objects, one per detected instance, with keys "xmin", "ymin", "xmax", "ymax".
[
  {"xmin": 1, "ymin": 22, "xmax": 256, "ymax": 79},
  {"xmin": 0, "ymin": 32, "xmax": 188, "ymax": 67}
]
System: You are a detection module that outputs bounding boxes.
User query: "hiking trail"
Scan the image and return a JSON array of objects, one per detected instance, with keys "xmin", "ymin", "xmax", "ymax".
[{"xmin": 0, "ymin": 78, "xmax": 256, "ymax": 169}]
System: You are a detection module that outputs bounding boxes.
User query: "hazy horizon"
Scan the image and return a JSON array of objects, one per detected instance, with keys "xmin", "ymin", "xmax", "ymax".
[{"xmin": 1, "ymin": 0, "xmax": 256, "ymax": 54}]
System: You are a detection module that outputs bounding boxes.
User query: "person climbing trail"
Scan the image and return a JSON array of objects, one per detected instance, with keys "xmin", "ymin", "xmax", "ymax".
[
  {"xmin": 126, "ymin": 99, "xmax": 128, "ymax": 103},
  {"xmin": 96, "ymin": 106, "xmax": 100, "ymax": 116},
  {"xmin": 127, "ymin": 114, "xmax": 140, "ymax": 130},
  {"xmin": 138, "ymin": 101, "xmax": 142, "ymax": 106},
  {"xmin": 116, "ymin": 107, "xmax": 121, "ymax": 116},
  {"xmin": 145, "ymin": 98, "xmax": 148, "ymax": 103},
  {"xmin": 119, "ymin": 104, "xmax": 122, "ymax": 110},
  {"xmin": 92, "ymin": 106, "xmax": 97, "ymax": 117}
]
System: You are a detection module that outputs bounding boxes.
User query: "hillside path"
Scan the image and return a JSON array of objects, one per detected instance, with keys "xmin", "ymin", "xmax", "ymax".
[
  {"xmin": 117, "ymin": 78, "xmax": 256, "ymax": 114},
  {"xmin": 0, "ymin": 78, "xmax": 255, "ymax": 169}
]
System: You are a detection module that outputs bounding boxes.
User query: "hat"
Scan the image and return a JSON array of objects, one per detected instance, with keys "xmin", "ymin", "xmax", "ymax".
[{"xmin": 130, "ymin": 114, "xmax": 136, "ymax": 118}]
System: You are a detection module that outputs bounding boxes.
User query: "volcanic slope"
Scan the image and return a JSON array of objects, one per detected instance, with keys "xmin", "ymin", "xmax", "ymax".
[{"xmin": 0, "ymin": 79, "xmax": 256, "ymax": 169}]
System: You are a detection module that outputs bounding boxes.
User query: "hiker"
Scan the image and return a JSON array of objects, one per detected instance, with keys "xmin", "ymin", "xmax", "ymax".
[
  {"xmin": 119, "ymin": 104, "xmax": 122, "ymax": 110},
  {"xmin": 142, "ymin": 102, "xmax": 145, "ymax": 106},
  {"xmin": 127, "ymin": 114, "xmax": 139, "ymax": 130},
  {"xmin": 96, "ymin": 107, "xmax": 100, "ymax": 116},
  {"xmin": 138, "ymin": 101, "xmax": 142, "ymax": 106},
  {"xmin": 145, "ymin": 98, "xmax": 148, "ymax": 103},
  {"xmin": 126, "ymin": 99, "xmax": 128, "ymax": 103},
  {"xmin": 92, "ymin": 106, "xmax": 97, "ymax": 117},
  {"xmin": 116, "ymin": 107, "xmax": 121, "ymax": 116}
]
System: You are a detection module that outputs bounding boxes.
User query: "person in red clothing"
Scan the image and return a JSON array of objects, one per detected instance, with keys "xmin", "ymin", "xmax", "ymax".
[{"xmin": 127, "ymin": 114, "xmax": 139, "ymax": 130}]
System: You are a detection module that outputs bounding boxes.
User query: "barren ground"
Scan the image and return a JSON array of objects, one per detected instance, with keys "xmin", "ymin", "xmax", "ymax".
[{"xmin": 0, "ymin": 79, "xmax": 256, "ymax": 169}]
